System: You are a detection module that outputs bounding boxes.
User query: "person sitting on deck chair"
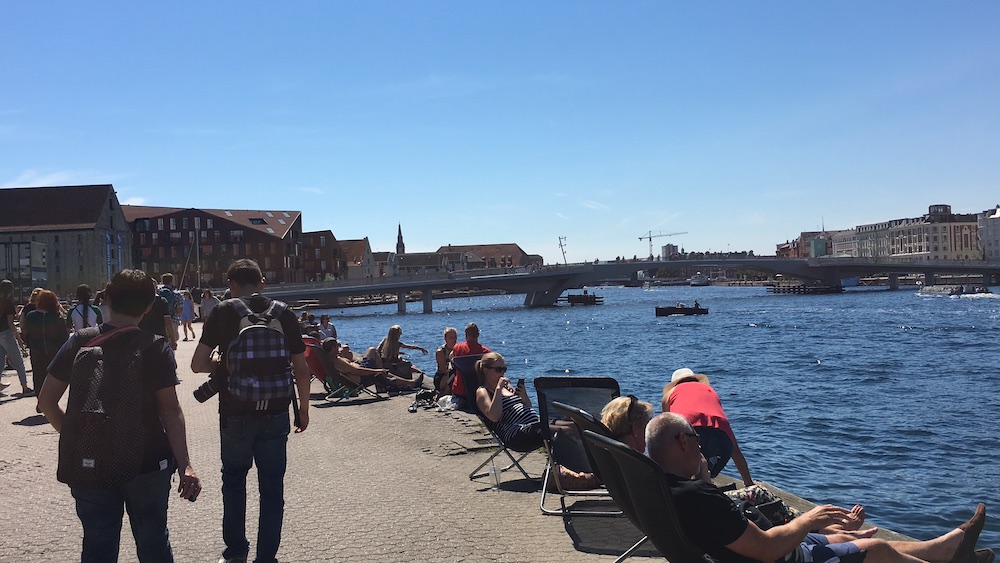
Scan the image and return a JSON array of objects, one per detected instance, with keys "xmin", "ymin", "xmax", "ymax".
[
  {"xmin": 646, "ymin": 412, "xmax": 994, "ymax": 563},
  {"xmin": 323, "ymin": 339, "xmax": 423, "ymax": 391},
  {"xmin": 474, "ymin": 352, "xmax": 598, "ymax": 490}
]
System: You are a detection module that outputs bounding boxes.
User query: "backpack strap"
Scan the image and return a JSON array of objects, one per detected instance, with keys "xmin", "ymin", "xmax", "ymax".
[
  {"xmin": 87, "ymin": 325, "xmax": 142, "ymax": 347},
  {"xmin": 261, "ymin": 299, "xmax": 287, "ymax": 323}
]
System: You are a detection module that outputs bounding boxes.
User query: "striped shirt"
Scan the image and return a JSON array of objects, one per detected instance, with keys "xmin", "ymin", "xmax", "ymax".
[{"xmin": 495, "ymin": 393, "xmax": 541, "ymax": 444}]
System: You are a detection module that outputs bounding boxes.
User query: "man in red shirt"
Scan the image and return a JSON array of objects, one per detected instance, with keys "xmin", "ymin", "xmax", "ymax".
[{"xmin": 450, "ymin": 323, "xmax": 491, "ymax": 397}]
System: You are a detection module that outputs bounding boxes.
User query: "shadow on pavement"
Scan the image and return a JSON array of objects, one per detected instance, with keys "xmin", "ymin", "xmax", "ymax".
[
  {"xmin": 13, "ymin": 414, "xmax": 50, "ymax": 426},
  {"xmin": 562, "ymin": 500, "xmax": 660, "ymax": 558}
]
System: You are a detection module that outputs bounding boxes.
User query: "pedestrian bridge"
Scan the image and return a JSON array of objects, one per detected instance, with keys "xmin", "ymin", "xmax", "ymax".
[{"xmin": 266, "ymin": 257, "xmax": 1000, "ymax": 313}]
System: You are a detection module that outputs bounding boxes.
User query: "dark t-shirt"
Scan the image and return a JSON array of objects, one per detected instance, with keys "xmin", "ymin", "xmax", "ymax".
[
  {"xmin": 198, "ymin": 295, "xmax": 305, "ymax": 416},
  {"xmin": 138, "ymin": 294, "xmax": 172, "ymax": 337},
  {"xmin": 667, "ymin": 474, "xmax": 758, "ymax": 563},
  {"xmin": 0, "ymin": 300, "xmax": 16, "ymax": 331},
  {"xmin": 48, "ymin": 324, "xmax": 179, "ymax": 473},
  {"xmin": 23, "ymin": 309, "xmax": 70, "ymax": 355}
]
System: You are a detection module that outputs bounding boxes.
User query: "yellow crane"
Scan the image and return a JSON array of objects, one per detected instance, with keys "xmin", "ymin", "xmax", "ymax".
[{"xmin": 638, "ymin": 231, "xmax": 688, "ymax": 259}]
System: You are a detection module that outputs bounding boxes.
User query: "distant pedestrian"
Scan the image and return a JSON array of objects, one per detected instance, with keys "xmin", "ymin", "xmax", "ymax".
[
  {"xmin": 0, "ymin": 279, "xmax": 30, "ymax": 394},
  {"xmin": 38, "ymin": 269, "xmax": 201, "ymax": 562},
  {"xmin": 179, "ymin": 290, "xmax": 196, "ymax": 341},
  {"xmin": 200, "ymin": 289, "xmax": 220, "ymax": 322},
  {"xmin": 22, "ymin": 290, "xmax": 69, "ymax": 406},
  {"xmin": 68, "ymin": 284, "xmax": 103, "ymax": 332}
]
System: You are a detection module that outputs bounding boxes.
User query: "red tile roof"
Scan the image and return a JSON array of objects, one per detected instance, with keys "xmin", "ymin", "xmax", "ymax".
[{"xmin": 121, "ymin": 205, "xmax": 302, "ymax": 239}]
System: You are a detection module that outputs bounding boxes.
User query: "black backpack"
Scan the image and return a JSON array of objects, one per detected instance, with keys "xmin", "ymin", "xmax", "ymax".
[
  {"xmin": 57, "ymin": 325, "xmax": 159, "ymax": 489},
  {"xmin": 224, "ymin": 298, "xmax": 294, "ymax": 402}
]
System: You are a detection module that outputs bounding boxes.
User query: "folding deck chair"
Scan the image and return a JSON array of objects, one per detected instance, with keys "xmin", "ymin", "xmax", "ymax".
[
  {"xmin": 302, "ymin": 336, "xmax": 384, "ymax": 403},
  {"xmin": 534, "ymin": 376, "xmax": 621, "ymax": 516},
  {"xmin": 453, "ymin": 354, "xmax": 538, "ymax": 483},
  {"xmin": 582, "ymin": 431, "xmax": 716, "ymax": 563}
]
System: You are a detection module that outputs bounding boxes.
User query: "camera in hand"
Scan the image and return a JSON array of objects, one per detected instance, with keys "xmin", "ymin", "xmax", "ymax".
[{"xmin": 193, "ymin": 378, "xmax": 219, "ymax": 403}]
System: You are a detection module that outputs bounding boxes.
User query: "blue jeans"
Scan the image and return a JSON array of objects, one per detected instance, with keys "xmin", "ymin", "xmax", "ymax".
[
  {"xmin": 72, "ymin": 465, "xmax": 175, "ymax": 563},
  {"xmin": 695, "ymin": 426, "xmax": 734, "ymax": 477},
  {"xmin": 221, "ymin": 413, "xmax": 289, "ymax": 563},
  {"xmin": 0, "ymin": 328, "xmax": 28, "ymax": 388}
]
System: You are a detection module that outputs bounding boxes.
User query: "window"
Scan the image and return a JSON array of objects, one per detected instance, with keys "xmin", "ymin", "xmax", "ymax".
[
  {"xmin": 320, "ymin": 236, "xmax": 326, "ymax": 247},
  {"xmin": 266, "ymin": 211, "xmax": 274, "ymax": 217},
  {"xmin": 250, "ymin": 218, "xmax": 267, "ymax": 225},
  {"xmin": 282, "ymin": 212, "xmax": 290, "ymax": 218},
  {"xmin": 230, "ymin": 230, "xmax": 244, "ymax": 242},
  {"xmin": 233, "ymin": 244, "xmax": 239, "ymax": 256},
  {"xmin": 157, "ymin": 218, "xmax": 164, "ymax": 231},
  {"xmin": 169, "ymin": 232, "xmax": 182, "ymax": 243},
  {"xmin": 264, "ymin": 257, "xmax": 271, "ymax": 268},
  {"xmin": 207, "ymin": 218, "xmax": 214, "ymax": 229},
  {"xmin": 278, "ymin": 219, "xmax": 286, "ymax": 225},
  {"xmin": 271, "ymin": 243, "xmax": 277, "ymax": 254},
  {"xmin": 152, "ymin": 232, "xmax": 159, "ymax": 244},
  {"xmin": 225, "ymin": 211, "xmax": 233, "ymax": 217},
  {"xmin": 245, "ymin": 243, "xmax": 252, "ymax": 255},
  {"xmin": 159, "ymin": 247, "xmax": 165, "ymax": 258},
  {"xmin": 266, "ymin": 227, "xmax": 275, "ymax": 234},
  {"xmin": 202, "ymin": 245, "xmax": 212, "ymax": 256},
  {"xmin": 258, "ymin": 243, "xmax": 265, "ymax": 255},
  {"xmin": 171, "ymin": 247, "xmax": 178, "ymax": 258},
  {"xmin": 194, "ymin": 217, "xmax": 201, "ymax": 229},
  {"xmin": 170, "ymin": 218, "xmax": 177, "ymax": 230},
  {"xmin": 182, "ymin": 217, "xmax": 189, "ymax": 229}
]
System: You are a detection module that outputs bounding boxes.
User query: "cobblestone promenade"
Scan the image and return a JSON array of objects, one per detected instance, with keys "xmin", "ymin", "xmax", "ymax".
[{"xmin": 0, "ymin": 339, "xmax": 660, "ymax": 562}]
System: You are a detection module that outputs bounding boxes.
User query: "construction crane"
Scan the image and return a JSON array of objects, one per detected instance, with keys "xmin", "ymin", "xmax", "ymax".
[{"xmin": 638, "ymin": 231, "xmax": 688, "ymax": 259}]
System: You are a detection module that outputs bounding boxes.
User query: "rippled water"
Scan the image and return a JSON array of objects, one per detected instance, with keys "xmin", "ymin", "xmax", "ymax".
[{"xmin": 318, "ymin": 285, "xmax": 1000, "ymax": 547}]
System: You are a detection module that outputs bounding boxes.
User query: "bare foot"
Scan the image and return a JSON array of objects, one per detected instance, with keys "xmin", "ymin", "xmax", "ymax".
[
  {"xmin": 841, "ymin": 505, "xmax": 866, "ymax": 531},
  {"xmin": 846, "ymin": 527, "xmax": 879, "ymax": 539}
]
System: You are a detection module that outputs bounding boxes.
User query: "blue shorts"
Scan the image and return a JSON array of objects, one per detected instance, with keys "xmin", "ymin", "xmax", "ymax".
[{"xmin": 783, "ymin": 533, "xmax": 865, "ymax": 563}]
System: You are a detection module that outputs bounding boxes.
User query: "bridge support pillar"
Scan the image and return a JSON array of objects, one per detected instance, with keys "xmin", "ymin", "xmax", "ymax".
[
  {"xmin": 983, "ymin": 272, "xmax": 993, "ymax": 286},
  {"xmin": 888, "ymin": 274, "xmax": 899, "ymax": 291},
  {"xmin": 422, "ymin": 289, "xmax": 433, "ymax": 313},
  {"xmin": 397, "ymin": 291, "xmax": 407, "ymax": 314},
  {"xmin": 524, "ymin": 280, "xmax": 571, "ymax": 307},
  {"xmin": 924, "ymin": 272, "xmax": 935, "ymax": 287}
]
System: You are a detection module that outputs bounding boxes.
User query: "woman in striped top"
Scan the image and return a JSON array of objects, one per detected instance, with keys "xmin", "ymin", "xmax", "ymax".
[{"xmin": 473, "ymin": 352, "xmax": 543, "ymax": 451}]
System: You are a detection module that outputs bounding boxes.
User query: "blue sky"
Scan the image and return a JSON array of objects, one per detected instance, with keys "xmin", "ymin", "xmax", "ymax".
[{"xmin": 3, "ymin": 2, "xmax": 999, "ymax": 262}]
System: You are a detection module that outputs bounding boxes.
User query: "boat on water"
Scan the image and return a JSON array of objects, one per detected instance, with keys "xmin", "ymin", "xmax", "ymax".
[
  {"xmin": 655, "ymin": 303, "xmax": 709, "ymax": 316},
  {"xmin": 918, "ymin": 284, "xmax": 991, "ymax": 296},
  {"xmin": 563, "ymin": 291, "xmax": 603, "ymax": 305},
  {"xmin": 689, "ymin": 272, "xmax": 711, "ymax": 286}
]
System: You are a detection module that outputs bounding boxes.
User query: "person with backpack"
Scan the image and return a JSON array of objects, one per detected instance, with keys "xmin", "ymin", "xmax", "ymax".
[
  {"xmin": 157, "ymin": 273, "xmax": 182, "ymax": 340},
  {"xmin": 68, "ymin": 284, "xmax": 103, "ymax": 332},
  {"xmin": 191, "ymin": 258, "xmax": 311, "ymax": 563},
  {"xmin": 38, "ymin": 269, "xmax": 201, "ymax": 562}
]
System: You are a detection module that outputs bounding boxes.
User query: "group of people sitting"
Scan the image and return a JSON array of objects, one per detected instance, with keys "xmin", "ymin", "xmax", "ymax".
[
  {"xmin": 311, "ymin": 323, "xmax": 430, "ymax": 398},
  {"xmin": 457, "ymin": 353, "xmax": 994, "ymax": 563}
]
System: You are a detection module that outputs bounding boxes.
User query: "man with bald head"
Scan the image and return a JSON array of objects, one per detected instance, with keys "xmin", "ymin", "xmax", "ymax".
[{"xmin": 645, "ymin": 413, "xmax": 992, "ymax": 563}]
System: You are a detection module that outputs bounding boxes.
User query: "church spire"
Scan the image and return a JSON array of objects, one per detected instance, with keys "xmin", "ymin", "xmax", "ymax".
[{"xmin": 396, "ymin": 223, "xmax": 405, "ymax": 255}]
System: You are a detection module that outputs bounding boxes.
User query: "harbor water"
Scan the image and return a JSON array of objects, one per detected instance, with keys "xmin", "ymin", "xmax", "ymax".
[{"xmin": 319, "ymin": 285, "xmax": 999, "ymax": 548}]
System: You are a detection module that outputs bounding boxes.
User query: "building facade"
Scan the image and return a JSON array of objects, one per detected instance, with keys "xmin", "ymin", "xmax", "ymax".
[
  {"xmin": 0, "ymin": 184, "xmax": 133, "ymax": 296},
  {"xmin": 338, "ymin": 238, "xmax": 377, "ymax": 280},
  {"xmin": 856, "ymin": 204, "xmax": 979, "ymax": 261},
  {"xmin": 978, "ymin": 206, "xmax": 1000, "ymax": 261},
  {"xmin": 122, "ymin": 205, "xmax": 305, "ymax": 287},
  {"xmin": 303, "ymin": 230, "xmax": 345, "ymax": 281},
  {"xmin": 435, "ymin": 243, "xmax": 540, "ymax": 269}
]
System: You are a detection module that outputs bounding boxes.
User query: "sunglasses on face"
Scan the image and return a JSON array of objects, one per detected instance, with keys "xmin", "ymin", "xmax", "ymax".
[{"xmin": 487, "ymin": 365, "xmax": 508, "ymax": 374}]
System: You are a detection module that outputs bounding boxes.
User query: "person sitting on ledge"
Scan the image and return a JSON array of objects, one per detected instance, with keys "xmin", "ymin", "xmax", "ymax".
[{"xmin": 646, "ymin": 412, "xmax": 994, "ymax": 563}]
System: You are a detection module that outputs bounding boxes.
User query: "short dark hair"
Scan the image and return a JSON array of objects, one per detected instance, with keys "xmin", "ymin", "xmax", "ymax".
[
  {"xmin": 227, "ymin": 259, "xmax": 264, "ymax": 288},
  {"xmin": 160, "ymin": 272, "xmax": 174, "ymax": 285},
  {"xmin": 106, "ymin": 269, "xmax": 156, "ymax": 316},
  {"xmin": 465, "ymin": 322, "xmax": 480, "ymax": 337}
]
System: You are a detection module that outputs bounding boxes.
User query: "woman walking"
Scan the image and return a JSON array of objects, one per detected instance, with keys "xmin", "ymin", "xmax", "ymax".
[
  {"xmin": 179, "ymin": 290, "xmax": 196, "ymax": 341},
  {"xmin": 67, "ymin": 284, "xmax": 102, "ymax": 332},
  {"xmin": 0, "ymin": 279, "xmax": 30, "ymax": 395},
  {"xmin": 22, "ymin": 290, "xmax": 69, "ymax": 410}
]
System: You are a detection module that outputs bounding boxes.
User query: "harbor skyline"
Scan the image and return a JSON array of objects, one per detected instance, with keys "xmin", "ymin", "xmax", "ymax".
[{"xmin": 4, "ymin": 2, "xmax": 999, "ymax": 260}]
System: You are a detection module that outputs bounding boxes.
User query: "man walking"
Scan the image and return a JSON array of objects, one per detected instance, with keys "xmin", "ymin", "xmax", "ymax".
[
  {"xmin": 38, "ymin": 269, "xmax": 201, "ymax": 562},
  {"xmin": 191, "ymin": 259, "xmax": 310, "ymax": 563}
]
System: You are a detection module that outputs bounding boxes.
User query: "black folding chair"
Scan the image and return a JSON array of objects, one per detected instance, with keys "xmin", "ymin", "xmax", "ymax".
[
  {"xmin": 582, "ymin": 431, "xmax": 716, "ymax": 563},
  {"xmin": 453, "ymin": 354, "xmax": 538, "ymax": 483},
  {"xmin": 302, "ymin": 337, "xmax": 383, "ymax": 403},
  {"xmin": 534, "ymin": 376, "xmax": 620, "ymax": 516}
]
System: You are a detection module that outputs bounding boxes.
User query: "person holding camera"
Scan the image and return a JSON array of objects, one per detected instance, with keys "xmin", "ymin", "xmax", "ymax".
[{"xmin": 191, "ymin": 259, "xmax": 311, "ymax": 563}]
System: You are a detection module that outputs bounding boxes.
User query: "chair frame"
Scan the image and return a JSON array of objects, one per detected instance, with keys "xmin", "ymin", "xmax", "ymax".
[
  {"xmin": 553, "ymin": 402, "xmax": 644, "ymax": 561},
  {"xmin": 453, "ymin": 354, "xmax": 538, "ymax": 483},
  {"xmin": 582, "ymin": 430, "xmax": 717, "ymax": 563},
  {"xmin": 534, "ymin": 376, "xmax": 621, "ymax": 516}
]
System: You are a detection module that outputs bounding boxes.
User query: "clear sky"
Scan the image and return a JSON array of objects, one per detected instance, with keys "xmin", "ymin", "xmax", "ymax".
[{"xmin": 3, "ymin": 2, "xmax": 999, "ymax": 262}]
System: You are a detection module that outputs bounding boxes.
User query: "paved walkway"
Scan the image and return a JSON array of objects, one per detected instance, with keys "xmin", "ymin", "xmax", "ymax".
[{"xmin": 0, "ymin": 338, "xmax": 661, "ymax": 562}]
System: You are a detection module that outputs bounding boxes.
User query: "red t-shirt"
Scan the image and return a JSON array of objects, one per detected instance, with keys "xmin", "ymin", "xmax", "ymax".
[
  {"xmin": 450, "ymin": 341, "xmax": 492, "ymax": 397},
  {"xmin": 666, "ymin": 382, "xmax": 736, "ymax": 443}
]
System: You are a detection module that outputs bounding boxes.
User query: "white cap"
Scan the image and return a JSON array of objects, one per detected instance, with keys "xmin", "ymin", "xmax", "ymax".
[{"xmin": 671, "ymin": 367, "xmax": 695, "ymax": 382}]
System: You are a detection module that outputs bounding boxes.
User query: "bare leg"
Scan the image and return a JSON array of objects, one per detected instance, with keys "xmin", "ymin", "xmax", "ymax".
[
  {"xmin": 364, "ymin": 348, "xmax": 383, "ymax": 369},
  {"xmin": 852, "ymin": 528, "xmax": 964, "ymax": 563}
]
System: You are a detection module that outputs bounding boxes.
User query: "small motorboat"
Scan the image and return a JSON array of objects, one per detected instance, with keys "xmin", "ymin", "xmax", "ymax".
[
  {"xmin": 655, "ymin": 304, "xmax": 708, "ymax": 316},
  {"xmin": 689, "ymin": 272, "xmax": 711, "ymax": 286},
  {"xmin": 563, "ymin": 290, "xmax": 603, "ymax": 305}
]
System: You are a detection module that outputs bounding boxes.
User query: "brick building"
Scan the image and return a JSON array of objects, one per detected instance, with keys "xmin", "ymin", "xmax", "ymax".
[
  {"xmin": 303, "ymin": 230, "xmax": 345, "ymax": 281},
  {"xmin": 122, "ymin": 205, "xmax": 304, "ymax": 287}
]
